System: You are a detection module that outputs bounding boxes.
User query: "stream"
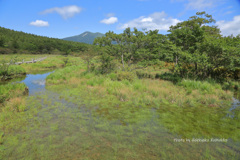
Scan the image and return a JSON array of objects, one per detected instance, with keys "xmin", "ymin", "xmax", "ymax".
[{"xmin": 1, "ymin": 71, "xmax": 240, "ymax": 160}]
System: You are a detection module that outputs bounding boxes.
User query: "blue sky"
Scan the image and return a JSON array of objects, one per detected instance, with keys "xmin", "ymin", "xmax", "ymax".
[{"xmin": 0, "ymin": 0, "xmax": 240, "ymax": 38}]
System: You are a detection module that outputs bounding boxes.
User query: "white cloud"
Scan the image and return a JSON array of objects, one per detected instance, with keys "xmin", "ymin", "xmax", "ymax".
[
  {"xmin": 41, "ymin": 5, "xmax": 82, "ymax": 19},
  {"xmin": 224, "ymin": 11, "xmax": 233, "ymax": 15},
  {"xmin": 216, "ymin": 15, "xmax": 240, "ymax": 36},
  {"xmin": 106, "ymin": 13, "xmax": 115, "ymax": 17},
  {"xmin": 172, "ymin": 0, "xmax": 226, "ymax": 10},
  {"xmin": 141, "ymin": 17, "xmax": 153, "ymax": 22},
  {"xmin": 100, "ymin": 17, "xmax": 118, "ymax": 24},
  {"xmin": 185, "ymin": 0, "xmax": 215, "ymax": 10},
  {"xmin": 29, "ymin": 20, "xmax": 49, "ymax": 27},
  {"xmin": 119, "ymin": 12, "xmax": 181, "ymax": 31}
]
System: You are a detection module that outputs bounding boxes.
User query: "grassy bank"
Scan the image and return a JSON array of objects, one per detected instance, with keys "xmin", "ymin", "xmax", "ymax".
[
  {"xmin": 0, "ymin": 54, "xmax": 83, "ymax": 77},
  {"xmin": 0, "ymin": 65, "xmax": 26, "ymax": 80},
  {"xmin": 0, "ymin": 82, "xmax": 28, "ymax": 149}
]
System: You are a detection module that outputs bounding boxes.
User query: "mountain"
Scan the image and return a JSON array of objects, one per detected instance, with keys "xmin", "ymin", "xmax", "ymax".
[
  {"xmin": 63, "ymin": 31, "xmax": 104, "ymax": 44},
  {"xmin": 0, "ymin": 26, "xmax": 88, "ymax": 54}
]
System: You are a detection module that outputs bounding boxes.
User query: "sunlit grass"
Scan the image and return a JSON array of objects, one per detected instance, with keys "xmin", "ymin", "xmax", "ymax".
[
  {"xmin": 45, "ymin": 64, "xmax": 239, "ymax": 142},
  {"xmin": 0, "ymin": 54, "xmax": 47, "ymax": 62},
  {"xmin": 1, "ymin": 55, "xmax": 239, "ymax": 160},
  {"xmin": 0, "ymin": 54, "xmax": 84, "ymax": 75},
  {"xmin": 0, "ymin": 83, "xmax": 27, "ymax": 104}
]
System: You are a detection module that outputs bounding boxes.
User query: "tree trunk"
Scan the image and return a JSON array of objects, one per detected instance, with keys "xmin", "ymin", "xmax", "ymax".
[
  {"xmin": 121, "ymin": 53, "xmax": 124, "ymax": 69},
  {"xmin": 195, "ymin": 62, "xmax": 198, "ymax": 76}
]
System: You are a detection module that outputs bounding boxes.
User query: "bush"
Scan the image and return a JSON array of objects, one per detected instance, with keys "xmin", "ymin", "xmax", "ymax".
[
  {"xmin": 99, "ymin": 53, "xmax": 116, "ymax": 74},
  {"xmin": 116, "ymin": 71, "xmax": 136, "ymax": 81},
  {"xmin": 108, "ymin": 73, "xmax": 117, "ymax": 81},
  {"xmin": 222, "ymin": 81, "xmax": 240, "ymax": 91},
  {"xmin": 138, "ymin": 59, "xmax": 165, "ymax": 68},
  {"xmin": 158, "ymin": 72, "xmax": 182, "ymax": 84},
  {"xmin": 136, "ymin": 70, "xmax": 149, "ymax": 79}
]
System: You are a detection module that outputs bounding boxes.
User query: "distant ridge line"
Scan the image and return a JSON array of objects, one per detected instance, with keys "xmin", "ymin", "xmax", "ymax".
[{"xmin": 62, "ymin": 31, "xmax": 104, "ymax": 44}]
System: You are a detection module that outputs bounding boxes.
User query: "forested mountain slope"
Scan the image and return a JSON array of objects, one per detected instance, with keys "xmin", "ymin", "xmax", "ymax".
[{"xmin": 0, "ymin": 27, "xmax": 89, "ymax": 54}]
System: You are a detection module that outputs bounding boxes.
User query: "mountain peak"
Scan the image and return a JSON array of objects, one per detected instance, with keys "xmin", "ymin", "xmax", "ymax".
[
  {"xmin": 82, "ymin": 32, "xmax": 89, "ymax": 37},
  {"xmin": 63, "ymin": 31, "xmax": 104, "ymax": 44}
]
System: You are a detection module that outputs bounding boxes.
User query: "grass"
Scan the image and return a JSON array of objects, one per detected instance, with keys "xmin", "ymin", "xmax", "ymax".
[
  {"xmin": 45, "ymin": 66, "xmax": 240, "ymax": 159},
  {"xmin": 21, "ymin": 55, "xmax": 84, "ymax": 74},
  {"xmin": 0, "ymin": 83, "xmax": 27, "ymax": 104},
  {"xmin": 0, "ymin": 55, "xmax": 84, "ymax": 80},
  {"xmin": 178, "ymin": 79, "xmax": 222, "ymax": 94},
  {"xmin": 2, "ymin": 91, "xmax": 239, "ymax": 160},
  {"xmin": 20, "ymin": 55, "xmax": 64, "ymax": 73},
  {"xmin": 1, "ymin": 55, "xmax": 239, "ymax": 159},
  {"xmin": 0, "ymin": 55, "xmax": 83, "ymax": 143},
  {"xmin": 6, "ymin": 65, "xmax": 26, "ymax": 76},
  {"xmin": 47, "ymin": 67, "xmax": 233, "ymax": 108},
  {"xmin": 0, "ymin": 82, "xmax": 29, "ymax": 160},
  {"xmin": 0, "ymin": 65, "xmax": 26, "ymax": 80},
  {"xmin": 0, "ymin": 54, "xmax": 47, "ymax": 62},
  {"xmin": 46, "ymin": 64, "xmax": 239, "ymax": 141}
]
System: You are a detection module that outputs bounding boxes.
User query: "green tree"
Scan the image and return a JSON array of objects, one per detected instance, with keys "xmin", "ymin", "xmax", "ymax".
[
  {"xmin": 168, "ymin": 11, "xmax": 224, "ymax": 79},
  {"xmin": 0, "ymin": 56, "xmax": 18, "ymax": 80},
  {"xmin": 12, "ymin": 39, "xmax": 19, "ymax": 49},
  {"xmin": 81, "ymin": 48, "xmax": 97, "ymax": 72},
  {"xmin": 0, "ymin": 37, "xmax": 5, "ymax": 47}
]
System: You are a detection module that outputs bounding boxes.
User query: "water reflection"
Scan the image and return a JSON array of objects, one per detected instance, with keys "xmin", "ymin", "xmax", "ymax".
[{"xmin": 21, "ymin": 71, "xmax": 53, "ymax": 95}]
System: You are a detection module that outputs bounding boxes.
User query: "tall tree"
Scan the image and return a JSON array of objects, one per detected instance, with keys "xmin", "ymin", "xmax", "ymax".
[{"xmin": 168, "ymin": 12, "xmax": 224, "ymax": 78}]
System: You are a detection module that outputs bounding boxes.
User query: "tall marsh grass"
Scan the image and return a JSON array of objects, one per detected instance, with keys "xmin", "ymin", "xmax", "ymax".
[
  {"xmin": 0, "ymin": 83, "xmax": 27, "ymax": 104},
  {"xmin": 46, "ymin": 66, "xmax": 233, "ymax": 108},
  {"xmin": 0, "ymin": 65, "xmax": 26, "ymax": 80},
  {"xmin": 5, "ymin": 65, "xmax": 26, "ymax": 76},
  {"xmin": 178, "ymin": 79, "xmax": 222, "ymax": 94}
]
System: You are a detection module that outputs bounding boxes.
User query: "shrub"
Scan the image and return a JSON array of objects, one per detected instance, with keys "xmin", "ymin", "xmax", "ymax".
[
  {"xmin": 99, "ymin": 53, "xmax": 116, "ymax": 74},
  {"xmin": 138, "ymin": 59, "xmax": 165, "ymax": 68},
  {"xmin": 222, "ymin": 81, "xmax": 240, "ymax": 91},
  {"xmin": 116, "ymin": 71, "xmax": 136, "ymax": 81},
  {"xmin": 158, "ymin": 72, "xmax": 182, "ymax": 84},
  {"xmin": 108, "ymin": 73, "xmax": 117, "ymax": 81},
  {"xmin": 136, "ymin": 70, "xmax": 149, "ymax": 79}
]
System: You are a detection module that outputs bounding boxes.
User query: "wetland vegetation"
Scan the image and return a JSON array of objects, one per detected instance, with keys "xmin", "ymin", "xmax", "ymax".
[{"xmin": 0, "ymin": 12, "xmax": 240, "ymax": 159}]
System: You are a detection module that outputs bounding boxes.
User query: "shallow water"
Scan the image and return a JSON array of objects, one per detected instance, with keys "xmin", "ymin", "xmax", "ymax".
[
  {"xmin": 20, "ymin": 71, "xmax": 53, "ymax": 95},
  {"xmin": 2, "ymin": 72, "xmax": 240, "ymax": 160}
]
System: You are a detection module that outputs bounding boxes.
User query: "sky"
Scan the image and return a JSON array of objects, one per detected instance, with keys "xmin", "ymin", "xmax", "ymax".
[{"xmin": 0, "ymin": 0, "xmax": 240, "ymax": 38}]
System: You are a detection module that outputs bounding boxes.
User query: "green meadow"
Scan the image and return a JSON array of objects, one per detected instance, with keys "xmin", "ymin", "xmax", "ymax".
[{"xmin": 0, "ymin": 54, "xmax": 239, "ymax": 159}]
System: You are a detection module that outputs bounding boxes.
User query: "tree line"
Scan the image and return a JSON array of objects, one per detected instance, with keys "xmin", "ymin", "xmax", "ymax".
[
  {"xmin": 0, "ymin": 27, "xmax": 89, "ymax": 54},
  {"xmin": 93, "ymin": 12, "xmax": 240, "ymax": 81}
]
